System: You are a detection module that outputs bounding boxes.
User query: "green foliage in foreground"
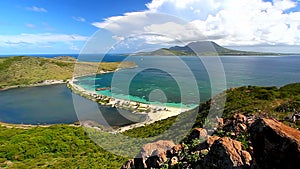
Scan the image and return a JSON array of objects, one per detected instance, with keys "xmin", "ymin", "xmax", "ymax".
[
  {"xmin": 0, "ymin": 125, "xmax": 127, "ymax": 168},
  {"xmin": 123, "ymin": 83, "xmax": 300, "ymax": 141},
  {"xmin": 1, "ymin": 83, "xmax": 300, "ymax": 168}
]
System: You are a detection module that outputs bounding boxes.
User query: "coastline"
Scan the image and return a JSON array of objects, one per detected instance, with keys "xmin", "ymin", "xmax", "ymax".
[
  {"xmin": 0, "ymin": 66, "xmax": 191, "ymax": 132},
  {"xmin": 67, "ymin": 80, "xmax": 191, "ymax": 132},
  {"xmin": 0, "ymin": 121, "xmax": 80, "ymax": 129},
  {"xmin": 0, "ymin": 79, "xmax": 67, "ymax": 91},
  {"xmin": 0, "ymin": 74, "xmax": 191, "ymax": 133}
]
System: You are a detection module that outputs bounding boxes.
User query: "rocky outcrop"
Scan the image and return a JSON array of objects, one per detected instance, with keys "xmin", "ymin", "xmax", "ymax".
[
  {"xmin": 222, "ymin": 113, "xmax": 256, "ymax": 136},
  {"xmin": 122, "ymin": 140, "xmax": 175, "ymax": 169},
  {"xmin": 249, "ymin": 118, "xmax": 300, "ymax": 169},
  {"xmin": 203, "ymin": 137, "xmax": 252, "ymax": 169},
  {"xmin": 187, "ymin": 128, "xmax": 208, "ymax": 141},
  {"xmin": 121, "ymin": 118, "xmax": 300, "ymax": 169}
]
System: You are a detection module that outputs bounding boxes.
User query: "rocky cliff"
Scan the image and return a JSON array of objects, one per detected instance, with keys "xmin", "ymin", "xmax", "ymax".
[{"xmin": 121, "ymin": 116, "xmax": 300, "ymax": 169}]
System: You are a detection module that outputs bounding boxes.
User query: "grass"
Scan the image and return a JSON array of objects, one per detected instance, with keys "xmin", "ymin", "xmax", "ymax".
[
  {"xmin": 1, "ymin": 56, "xmax": 299, "ymax": 167},
  {"xmin": 0, "ymin": 56, "xmax": 136, "ymax": 88},
  {"xmin": 0, "ymin": 125, "xmax": 127, "ymax": 168},
  {"xmin": 0, "ymin": 83, "xmax": 299, "ymax": 168}
]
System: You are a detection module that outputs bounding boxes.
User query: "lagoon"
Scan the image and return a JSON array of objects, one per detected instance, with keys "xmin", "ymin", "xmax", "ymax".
[
  {"xmin": 0, "ymin": 55, "xmax": 300, "ymax": 125},
  {"xmin": 0, "ymin": 84, "xmax": 146, "ymax": 126}
]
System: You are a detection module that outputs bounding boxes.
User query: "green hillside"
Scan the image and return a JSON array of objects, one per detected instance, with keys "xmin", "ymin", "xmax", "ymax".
[
  {"xmin": 1, "ymin": 83, "xmax": 299, "ymax": 168},
  {"xmin": 0, "ymin": 56, "xmax": 136, "ymax": 89},
  {"xmin": 0, "ymin": 124, "xmax": 127, "ymax": 168},
  {"xmin": 124, "ymin": 83, "xmax": 300, "ymax": 139}
]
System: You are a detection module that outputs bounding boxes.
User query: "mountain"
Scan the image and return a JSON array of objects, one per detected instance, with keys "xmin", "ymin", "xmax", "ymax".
[{"xmin": 133, "ymin": 41, "xmax": 279, "ymax": 56}]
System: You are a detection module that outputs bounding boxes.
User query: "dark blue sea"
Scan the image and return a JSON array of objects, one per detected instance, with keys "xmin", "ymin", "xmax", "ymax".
[{"xmin": 0, "ymin": 54, "xmax": 300, "ymax": 125}]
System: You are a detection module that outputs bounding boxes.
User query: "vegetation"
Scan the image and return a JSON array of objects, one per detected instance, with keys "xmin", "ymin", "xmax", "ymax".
[
  {"xmin": 0, "ymin": 55, "xmax": 299, "ymax": 168},
  {"xmin": 122, "ymin": 83, "xmax": 300, "ymax": 141},
  {"xmin": 188, "ymin": 83, "xmax": 300, "ymax": 129},
  {"xmin": 0, "ymin": 125, "xmax": 127, "ymax": 168},
  {"xmin": 0, "ymin": 56, "xmax": 136, "ymax": 89}
]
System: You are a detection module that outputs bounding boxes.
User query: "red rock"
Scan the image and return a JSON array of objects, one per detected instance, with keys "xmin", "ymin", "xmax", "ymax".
[
  {"xmin": 250, "ymin": 118, "xmax": 300, "ymax": 169},
  {"xmin": 135, "ymin": 140, "xmax": 175, "ymax": 168},
  {"xmin": 188, "ymin": 128, "xmax": 208, "ymax": 141},
  {"xmin": 170, "ymin": 144, "xmax": 183, "ymax": 155},
  {"xmin": 206, "ymin": 136, "xmax": 220, "ymax": 148},
  {"xmin": 203, "ymin": 137, "xmax": 252, "ymax": 169}
]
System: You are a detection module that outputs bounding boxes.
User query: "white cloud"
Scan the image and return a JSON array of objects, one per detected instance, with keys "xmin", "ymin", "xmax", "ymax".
[
  {"xmin": 70, "ymin": 44, "xmax": 80, "ymax": 51},
  {"xmin": 92, "ymin": 12, "xmax": 149, "ymax": 34},
  {"xmin": 72, "ymin": 16, "xmax": 86, "ymax": 22},
  {"xmin": 26, "ymin": 6, "xmax": 47, "ymax": 12},
  {"xmin": 91, "ymin": 12, "xmax": 197, "ymax": 43},
  {"xmin": 91, "ymin": 0, "xmax": 300, "ymax": 48},
  {"xmin": 144, "ymin": 22, "xmax": 206, "ymax": 43},
  {"xmin": 189, "ymin": 0, "xmax": 300, "ymax": 46},
  {"xmin": 0, "ymin": 33, "xmax": 89, "ymax": 54},
  {"xmin": 0, "ymin": 33, "xmax": 88, "ymax": 47},
  {"xmin": 146, "ymin": 0, "xmax": 222, "ymax": 20},
  {"xmin": 273, "ymin": 0, "xmax": 297, "ymax": 10},
  {"xmin": 26, "ymin": 23, "xmax": 36, "ymax": 28}
]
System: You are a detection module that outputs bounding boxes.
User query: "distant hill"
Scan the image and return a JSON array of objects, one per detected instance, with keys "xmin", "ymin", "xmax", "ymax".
[{"xmin": 133, "ymin": 41, "xmax": 280, "ymax": 56}]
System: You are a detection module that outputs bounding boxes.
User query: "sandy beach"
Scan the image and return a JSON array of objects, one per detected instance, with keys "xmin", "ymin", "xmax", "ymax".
[{"xmin": 67, "ymin": 80, "xmax": 191, "ymax": 132}]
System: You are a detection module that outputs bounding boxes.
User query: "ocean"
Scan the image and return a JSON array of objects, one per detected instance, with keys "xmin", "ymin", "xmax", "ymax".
[{"xmin": 0, "ymin": 55, "xmax": 300, "ymax": 125}]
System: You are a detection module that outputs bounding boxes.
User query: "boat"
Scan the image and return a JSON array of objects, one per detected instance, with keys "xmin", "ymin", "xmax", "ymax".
[{"xmin": 95, "ymin": 87, "xmax": 111, "ymax": 91}]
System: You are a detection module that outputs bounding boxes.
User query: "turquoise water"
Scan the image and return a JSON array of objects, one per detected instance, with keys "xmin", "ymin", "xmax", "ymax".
[
  {"xmin": 1, "ymin": 55, "xmax": 300, "ymax": 125},
  {"xmin": 75, "ymin": 55, "xmax": 300, "ymax": 109},
  {"xmin": 75, "ymin": 68, "xmax": 201, "ymax": 108}
]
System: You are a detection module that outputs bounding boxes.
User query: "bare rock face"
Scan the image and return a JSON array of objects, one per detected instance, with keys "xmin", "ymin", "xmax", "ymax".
[
  {"xmin": 206, "ymin": 136, "xmax": 221, "ymax": 148},
  {"xmin": 249, "ymin": 118, "xmax": 300, "ymax": 169},
  {"xmin": 203, "ymin": 137, "xmax": 252, "ymax": 169},
  {"xmin": 188, "ymin": 128, "xmax": 208, "ymax": 141},
  {"xmin": 134, "ymin": 140, "xmax": 175, "ymax": 169},
  {"xmin": 222, "ymin": 113, "xmax": 255, "ymax": 136}
]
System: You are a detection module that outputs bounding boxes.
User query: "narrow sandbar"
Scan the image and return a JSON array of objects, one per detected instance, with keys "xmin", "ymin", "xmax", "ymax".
[{"xmin": 67, "ymin": 80, "xmax": 191, "ymax": 132}]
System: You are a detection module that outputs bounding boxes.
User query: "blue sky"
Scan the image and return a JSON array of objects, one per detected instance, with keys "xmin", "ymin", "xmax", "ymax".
[{"xmin": 1, "ymin": 0, "xmax": 300, "ymax": 54}]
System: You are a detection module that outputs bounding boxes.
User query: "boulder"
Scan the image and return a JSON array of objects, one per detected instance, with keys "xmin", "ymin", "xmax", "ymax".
[
  {"xmin": 169, "ymin": 144, "xmax": 183, "ymax": 155},
  {"xmin": 188, "ymin": 128, "xmax": 208, "ymax": 141},
  {"xmin": 206, "ymin": 136, "xmax": 220, "ymax": 148},
  {"xmin": 222, "ymin": 113, "xmax": 254, "ymax": 137},
  {"xmin": 249, "ymin": 118, "xmax": 300, "ymax": 169},
  {"xmin": 203, "ymin": 137, "xmax": 252, "ymax": 169},
  {"xmin": 134, "ymin": 140, "xmax": 175, "ymax": 168},
  {"xmin": 195, "ymin": 135, "xmax": 220, "ymax": 151}
]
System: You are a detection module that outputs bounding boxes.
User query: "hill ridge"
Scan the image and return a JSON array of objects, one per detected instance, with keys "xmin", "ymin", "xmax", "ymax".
[{"xmin": 133, "ymin": 41, "xmax": 280, "ymax": 56}]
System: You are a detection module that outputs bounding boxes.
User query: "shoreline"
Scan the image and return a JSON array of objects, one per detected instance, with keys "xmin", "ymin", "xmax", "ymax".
[
  {"xmin": 0, "ymin": 121, "xmax": 80, "ymax": 129},
  {"xmin": 0, "ymin": 68, "xmax": 192, "ymax": 133},
  {"xmin": 0, "ymin": 80, "xmax": 67, "ymax": 91},
  {"xmin": 67, "ymin": 80, "xmax": 192, "ymax": 132},
  {"xmin": 0, "ymin": 78, "xmax": 191, "ymax": 132}
]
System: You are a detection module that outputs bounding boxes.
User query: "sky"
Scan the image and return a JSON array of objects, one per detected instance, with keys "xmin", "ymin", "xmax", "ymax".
[{"xmin": 1, "ymin": 0, "xmax": 300, "ymax": 54}]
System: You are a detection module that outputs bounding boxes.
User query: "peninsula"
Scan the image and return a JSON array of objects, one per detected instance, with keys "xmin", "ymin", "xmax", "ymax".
[
  {"xmin": 0, "ymin": 56, "xmax": 136, "ymax": 90},
  {"xmin": 67, "ymin": 80, "xmax": 191, "ymax": 132},
  {"xmin": 0, "ymin": 55, "xmax": 191, "ymax": 132}
]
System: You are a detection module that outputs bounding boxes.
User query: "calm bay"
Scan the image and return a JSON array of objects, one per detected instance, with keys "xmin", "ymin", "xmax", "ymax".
[{"xmin": 0, "ymin": 55, "xmax": 300, "ymax": 125}]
